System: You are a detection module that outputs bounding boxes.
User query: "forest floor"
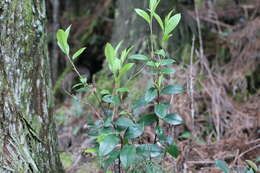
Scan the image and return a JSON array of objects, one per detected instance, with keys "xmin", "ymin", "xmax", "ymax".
[{"xmin": 52, "ymin": 0, "xmax": 260, "ymax": 172}]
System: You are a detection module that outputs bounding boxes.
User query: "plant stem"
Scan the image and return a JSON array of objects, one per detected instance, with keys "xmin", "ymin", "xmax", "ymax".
[{"xmin": 67, "ymin": 55, "xmax": 82, "ymax": 78}]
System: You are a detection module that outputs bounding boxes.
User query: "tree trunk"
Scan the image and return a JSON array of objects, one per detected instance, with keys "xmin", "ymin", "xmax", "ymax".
[{"xmin": 0, "ymin": 0, "xmax": 63, "ymax": 172}]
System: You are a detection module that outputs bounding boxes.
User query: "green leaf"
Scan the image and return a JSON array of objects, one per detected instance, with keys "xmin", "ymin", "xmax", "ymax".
[
  {"xmin": 136, "ymin": 144, "xmax": 162, "ymax": 157},
  {"xmin": 72, "ymin": 47, "xmax": 86, "ymax": 60},
  {"xmin": 102, "ymin": 95, "xmax": 120, "ymax": 104},
  {"xmin": 117, "ymin": 63, "xmax": 134, "ymax": 81},
  {"xmin": 160, "ymin": 59, "xmax": 175, "ymax": 66},
  {"xmin": 154, "ymin": 103, "xmax": 170, "ymax": 118},
  {"xmin": 116, "ymin": 87, "xmax": 129, "ymax": 93},
  {"xmin": 149, "ymin": 0, "xmax": 160, "ymax": 12},
  {"xmin": 56, "ymin": 29, "xmax": 70, "ymax": 55},
  {"xmin": 99, "ymin": 134, "xmax": 120, "ymax": 156},
  {"xmin": 115, "ymin": 40, "xmax": 123, "ymax": 57},
  {"xmin": 165, "ymin": 13, "xmax": 181, "ymax": 35},
  {"xmin": 146, "ymin": 61, "xmax": 159, "ymax": 67},
  {"xmin": 145, "ymin": 87, "xmax": 157, "ymax": 103},
  {"xmin": 76, "ymin": 87, "xmax": 90, "ymax": 93},
  {"xmin": 103, "ymin": 149, "xmax": 120, "ymax": 168},
  {"xmin": 65, "ymin": 25, "xmax": 71, "ymax": 36},
  {"xmin": 155, "ymin": 49, "xmax": 166, "ymax": 58},
  {"xmin": 245, "ymin": 160, "xmax": 258, "ymax": 172},
  {"xmin": 120, "ymin": 145, "xmax": 136, "ymax": 169},
  {"xmin": 125, "ymin": 124, "xmax": 144, "ymax": 139},
  {"xmin": 129, "ymin": 54, "xmax": 149, "ymax": 61},
  {"xmin": 179, "ymin": 131, "xmax": 192, "ymax": 139},
  {"xmin": 132, "ymin": 96, "xmax": 148, "ymax": 109},
  {"xmin": 162, "ymin": 68, "xmax": 175, "ymax": 74},
  {"xmin": 153, "ymin": 12, "xmax": 164, "ymax": 31},
  {"xmin": 215, "ymin": 160, "xmax": 230, "ymax": 173},
  {"xmin": 138, "ymin": 114, "xmax": 158, "ymax": 126},
  {"xmin": 116, "ymin": 117, "xmax": 135, "ymax": 128},
  {"xmin": 166, "ymin": 143, "xmax": 180, "ymax": 158},
  {"xmin": 84, "ymin": 148, "xmax": 98, "ymax": 153},
  {"xmin": 105, "ymin": 43, "xmax": 117, "ymax": 73},
  {"xmin": 80, "ymin": 77, "xmax": 87, "ymax": 84},
  {"xmin": 161, "ymin": 84, "xmax": 183, "ymax": 95},
  {"xmin": 100, "ymin": 89, "xmax": 110, "ymax": 95},
  {"xmin": 163, "ymin": 113, "xmax": 183, "ymax": 125},
  {"xmin": 135, "ymin": 9, "xmax": 151, "ymax": 24}
]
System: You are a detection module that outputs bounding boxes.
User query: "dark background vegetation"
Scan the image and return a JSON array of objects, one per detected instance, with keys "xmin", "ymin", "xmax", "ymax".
[{"xmin": 46, "ymin": 0, "xmax": 259, "ymax": 172}]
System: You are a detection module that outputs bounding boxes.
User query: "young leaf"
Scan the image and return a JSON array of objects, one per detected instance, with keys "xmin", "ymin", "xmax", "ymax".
[
  {"xmin": 155, "ymin": 49, "xmax": 166, "ymax": 58},
  {"xmin": 153, "ymin": 12, "xmax": 164, "ymax": 31},
  {"xmin": 129, "ymin": 54, "xmax": 149, "ymax": 61},
  {"xmin": 72, "ymin": 47, "xmax": 86, "ymax": 60},
  {"xmin": 161, "ymin": 84, "xmax": 183, "ymax": 95},
  {"xmin": 102, "ymin": 95, "xmax": 120, "ymax": 104},
  {"xmin": 165, "ymin": 13, "xmax": 181, "ymax": 35},
  {"xmin": 116, "ymin": 117, "xmax": 135, "ymax": 128},
  {"xmin": 105, "ymin": 43, "xmax": 116, "ymax": 72},
  {"xmin": 138, "ymin": 114, "xmax": 158, "ymax": 126},
  {"xmin": 166, "ymin": 143, "xmax": 180, "ymax": 158},
  {"xmin": 215, "ymin": 160, "xmax": 230, "ymax": 173},
  {"xmin": 117, "ymin": 63, "xmax": 134, "ymax": 81},
  {"xmin": 65, "ymin": 25, "xmax": 71, "ymax": 36},
  {"xmin": 149, "ymin": 0, "xmax": 160, "ymax": 12},
  {"xmin": 120, "ymin": 145, "xmax": 136, "ymax": 169},
  {"xmin": 145, "ymin": 87, "xmax": 157, "ymax": 103},
  {"xmin": 125, "ymin": 124, "xmax": 144, "ymax": 139},
  {"xmin": 135, "ymin": 9, "xmax": 151, "ymax": 24},
  {"xmin": 163, "ymin": 113, "xmax": 183, "ymax": 125},
  {"xmin": 115, "ymin": 40, "xmax": 123, "ymax": 57},
  {"xmin": 154, "ymin": 103, "xmax": 170, "ymax": 118},
  {"xmin": 99, "ymin": 134, "xmax": 120, "ymax": 156},
  {"xmin": 56, "ymin": 29, "xmax": 70, "ymax": 55}
]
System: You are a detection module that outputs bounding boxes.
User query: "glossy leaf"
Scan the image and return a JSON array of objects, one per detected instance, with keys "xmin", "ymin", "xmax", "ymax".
[
  {"xmin": 136, "ymin": 144, "xmax": 162, "ymax": 157},
  {"xmin": 161, "ymin": 84, "xmax": 183, "ymax": 95},
  {"xmin": 116, "ymin": 117, "xmax": 135, "ymax": 128},
  {"xmin": 145, "ymin": 87, "xmax": 157, "ymax": 102},
  {"xmin": 166, "ymin": 143, "xmax": 180, "ymax": 158},
  {"xmin": 99, "ymin": 134, "xmax": 120, "ymax": 156},
  {"xmin": 120, "ymin": 145, "xmax": 136, "ymax": 169},
  {"xmin": 163, "ymin": 113, "xmax": 183, "ymax": 125},
  {"xmin": 135, "ymin": 9, "xmax": 151, "ymax": 24},
  {"xmin": 154, "ymin": 103, "xmax": 170, "ymax": 118},
  {"xmin": 125, "ymin": 124, "xmax": 144, "ymax": 139},
  {"xmin": 138, "ymin": 114, "xmax": 158, "ymax": 126},
  {"xmin": 102, "ymin": 95, "xmax": 120, "ymax": 104},
  {"xmin": 103, "ymin": 149, "xmax": 120, "ymax": 168}
]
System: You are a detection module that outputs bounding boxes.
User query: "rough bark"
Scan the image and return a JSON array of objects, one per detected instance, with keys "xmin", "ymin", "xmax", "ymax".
[{"xmin": 0, "ymin": 0, "xmax": 63, "ymax": 172}]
